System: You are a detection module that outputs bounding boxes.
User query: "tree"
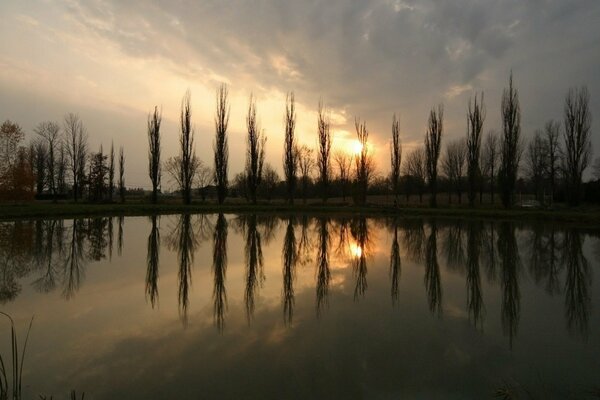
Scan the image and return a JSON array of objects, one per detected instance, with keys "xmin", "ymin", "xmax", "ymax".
[
  {"xmin": 214, "ymin": 84, "xmax": 229, "ymax": 204},
  {"xmin": 35, "ymin": 121, "xmax": 60, "ymax": 201},
  {"xmin": 147, "ymin": 106, "xmax": 162, "ymax": 204},
  {"xmin": 354, "ymin": 119, "xmax": 374, "ymax": 205},
  {"xmin": 442, "ymin": 139, "xmax": 466, "ymax": 204},
  {"xmin": 261, "ymin": 163, "xmax": 280, "ymax": 201},
  {"xmin": 563, "ymin": 86, "xmax": 592, "ymax": 206},
  {"xmin": 466, "ymin": 92, "xmax": 485, "ymax": 206},
  {"xmin": 390, "ymin": 114, "xmax": 402, "ymax": 203},
  {"xmin": 118, "ymin": 146, "xmax": 125, "ymax": 203},
  {"xmin": 333, "ymin": 151, "xmax": 351, "ymax": 201},
  {"xmin": 64, "ymin": 113, "xmax": 87, "ymax": 202},
  {"xmin": 0, "ymin": 120, "xmax": 25, "ymax": 187},
  {"xmin": 592, "ymin": 157, "xmax": 600, "ymax": 180},
  {"xmin": 283, "ymin": 92, "xmax": 298, "ymax": 204},
  {"xmin": 179, "ymin": 90, "xmax": 197, "ymax": 205},
  {"xmin": 0, "ymin": 122, "xmax": 33, "ymax": 201},
  {"xmin": 425, "ymin": 105, "xmax": 443, "ymax": 207},
  {"xmin": 317, "ymin": 100, "xmax": 332, "ymax": 202},
  {"xmin": 544, "ymin": 120, "xmax": 561, "ymax": 203},
  {"xmin": 245, "ymin": 94, "xmax": 266, "ymax": 204},
  {"xmin": 404, "ymin": 148, "xmax": 426, "ymax": 203},
  {"xmin": 499, "ymin": 72, "xmax": 522, "ymax": 208},
  {"xmin": 165, "ymin": 155, "xmax": 199, "ymax": 196},
  {"xmin": 56, "ymin": 143, "xmax": 66, "ymax": 195},
  {"xmin": 483, "ymin": 130, "xmax": 499, "ymax": 204},
  {"xmin": 33, "ymin": 140, "xmax": 47, "ymax": 196},
  {"xmin": 88, "ymin": 148, "xmax": 108, "ymax": 202},
  {"xmin": 526, "ymin": 131, "xmax": 548, "ymax": 203},
  {"xmin": 108, "ymin": 141, "xmax": 115, "ymax": 201},
  {"xmin": 298, "ymin": 145, "xmax": 314, "ymax": 204},
  {"xmin": 196, "ymin": 161, "xmax": 213, "ymax": 202}
]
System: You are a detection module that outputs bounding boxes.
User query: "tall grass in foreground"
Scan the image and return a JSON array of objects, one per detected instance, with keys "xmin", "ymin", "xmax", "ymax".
[{"xmin": 0, "ymin": 312, "xmax": 33, "ymax": 400}]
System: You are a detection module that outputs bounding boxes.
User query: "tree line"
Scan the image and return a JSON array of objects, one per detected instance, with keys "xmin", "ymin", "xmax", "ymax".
[{"xmin": 0, "ymin": 72, "xmax": 596, "ymax": 207}]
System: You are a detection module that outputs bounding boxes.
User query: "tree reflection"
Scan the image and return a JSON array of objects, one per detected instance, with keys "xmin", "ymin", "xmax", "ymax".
[
  {"xmin": 390, "ymin": 223, "xmax": 401, "ymax": 305},
  {"xmin": 442, "ymin": 222, "xmax": 466, "ymax": 273},
  {"xmin": 117, "ymin": 215, "xmax": 124, "ymax": 256},
  {"xmin": 297, "ymin": 215, "xmax": 314, "ymax": 267},
  {"xmin": 62, "ymin": 219, "xmax": 87, "ymax": 299},
  {"xmin": 32, "ymin": 219, "xmax": 60, "ymax": 294},
  {"xmin": 497, "ymin": 222, "xmax": 521, "ymax": 348},
  {"xmin": 316, "ymin": 217, "xmax": 330, "ymax": 317},
  {"xmin": 563, "ymin": 229, "xmax": 591, "ymax": 339},
  {"xmin": 0, "ymin": 221, "xmax": 33, "ymax": 303},
  {"xmin": 466, "ymin": 221, "xmax": 484, "ymax": 327},
  {"xmin": 282, "ymin": 217, "xmax": 297, "ymax": 325},
  {"xmin": 146, "ymin": 215, "xmax": 160, "ymax": 309},
  {"xmin": 243, "ymin": 215, "xmax": 264, "ymax": 322},
  {"xmin": 212, "ymin": 213, "xmax": 228, "ymax": 332},
  {"xmin": 401, "ymin": 218, "xmax": 426, "ymax": 263},
  {"xmin": 424, "ymin": 221, "xmax": 442, "ymax": 316},
  {"xmin": 480, "ymin": 221, "xmax": 498, "ymax": 283},
  {"xmin": 351, "ymin": 217, "xmax": 370, "ymax": 300}
]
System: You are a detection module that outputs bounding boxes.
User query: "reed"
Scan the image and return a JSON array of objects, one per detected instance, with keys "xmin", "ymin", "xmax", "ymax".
[{"xmin": 0, "ymin": 312, "xmax": 34, "ymax": 400}]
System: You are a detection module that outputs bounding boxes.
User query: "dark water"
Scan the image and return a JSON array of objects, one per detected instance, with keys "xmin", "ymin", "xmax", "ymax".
[{"xmin": 1, "ymin": 214, "xmax": 599, "ymax": 399}]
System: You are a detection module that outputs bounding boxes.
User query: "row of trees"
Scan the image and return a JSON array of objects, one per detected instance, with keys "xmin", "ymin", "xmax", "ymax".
[
  {"xmin": 0, "ymin": 114, "xmax": 126, "ymax": 202},
  {"xmin": 147, "ymin": 74, "xmax": 594, "ymax": 208}
]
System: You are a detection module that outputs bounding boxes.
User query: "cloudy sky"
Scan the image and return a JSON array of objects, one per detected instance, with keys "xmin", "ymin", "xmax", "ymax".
[{"xmin": 1, "ymin": 0, "xmax": 598, "ymax": 188}]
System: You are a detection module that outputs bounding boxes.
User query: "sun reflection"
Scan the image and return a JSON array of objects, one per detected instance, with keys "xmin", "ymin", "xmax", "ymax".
[{"xmin": 349, "ymin": 242, "xmax": 362, "ymax": 258}]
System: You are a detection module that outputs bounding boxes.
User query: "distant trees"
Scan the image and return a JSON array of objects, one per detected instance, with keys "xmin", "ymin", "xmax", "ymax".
[
  {"xmin": 404, "ymin": 148, "xmax": 426, "ymax": 203},
  {"xmin": 334, "ymin": 151, "xmax": 351, "ymax": 201},
  {"xmin": 442, "ymin": 139, "xmax": 466, "ymax": 203},
  {"xmin": 298, "ymin": 145, "xmax": 314, "ymax": 203},
  {"xmin": 0, "ymin": 120, "xmax": 33, "ymax": 201},
  {"xmin": 317, "ymin": 100, "xmax": 332, "ymax": 202},
  {"xmin": 214, "ymin": 84, "xmax": 229, "ymax": 204},
  {"xmin": 245, "ymin": 95, "xmax": 266, "ymax": 204},
  {"xmin": 499, "ymin": 73, "xmax": 522, "ymax": 208},
  {"xmin": 283, "ymin": 92, "xmax": 298, "ymax": 204},
  {"xmin": 425, "ymin": 105, "xmax": 443, "ymax": 207},
  {"xmin": 147, "ymin": 106, "xmax": 162, "ymax": 204},
  {"xmin": 64, "ymin": 113, "xmax": 88, "ymax": 202},
  {"xmin": 354, "ymin": 119, "xmax": 374, "ymax": 205},
  {"xmin": 563, "ymin": 86, "xmax": 592, "ymax": 206},
  {"xmin": 390, "ymin": 114, "xmax": 402, "ymax": 203},
  {"xmin": 466, "ymin": 93, "xmax": 485, "ymax": 206},
  {"xmin": 118, "ymin": 146, "xmax": 125, "ymax": 203},
  {"xmin": 35, "ymin": 121, "xmax": 61, "ymax": 201},
  {"xmin": 196, "ymin": 161, "xmax": 213, "ymax": 202},
  {"xmin": 525, "ymin": 131, "xmax": 548, "ymax": 203},
  {"xmin": 544, "ymin": 120, "xmax": 561, "ymax": 203},
  {"xmin": 89, "ymin": 147, "xmax": 108, "ymax": 202},
  {"xmin": 179, "ymin": 90, "xmax": 197, "ymax": 205},
  {"xmin": 108, "ymin": 141, "xmax": 115, "ymax": 201}
]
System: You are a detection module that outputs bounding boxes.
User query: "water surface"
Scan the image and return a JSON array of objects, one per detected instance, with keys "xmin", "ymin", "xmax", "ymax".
[{"xmin": 1, "ymin": 214, "xmax": 599, "ymax": 399}]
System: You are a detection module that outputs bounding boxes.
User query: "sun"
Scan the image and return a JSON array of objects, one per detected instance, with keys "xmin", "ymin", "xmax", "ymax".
[
  {"xmin": 349, "ymin": 243, "xmax": 362, "ymax": 258},
  {"xmin": 351, "ymin": 140, "xmax": 363, "ymax": 155}
]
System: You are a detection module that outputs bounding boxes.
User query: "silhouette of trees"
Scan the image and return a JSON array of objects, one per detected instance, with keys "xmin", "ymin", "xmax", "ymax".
[
  {"xmin": 483, "ymin": 130, "xmax": 499, "ymax": 204},
  {"xmin": 563, "ymin": 86, "xmax": 592, "ymax": 206},
  {"xmin": 499, "ymin": 72, "xmax": 522, "ymax": 208},
  {"xmin": 354, "ymin": 119, "xmax": 374, "ymax": 205},
  {"xmin": 33, "ymin": 140, "xmax": 47, "ymax": 196},
  {"xmin": 390, "ymin": 114, "xmax": 402, "ymax": 203},
  {"xmin": 0, "ymin": 120, "xmax": 24, "ymax": 175},
  {"xmin": 196, "ymin": 161, "xmax": 213, "ymax": 202},
  {"xmin": 442, "ymin": 139, "xmax": 466, "ymax": 204},
  {"xmin": 118, "ymin": 146, "xmax": 125, "ymax": 203},
  {"xmin": 425, "ymin": 105, "xmax": 443, "ymax": 207},
  {"xmin": 108, "ymin": 142, "xmax": 115, "ymax": 201},
  {"xmin": 260, "ymin": 163, "xmax": 280, "ymax": 201},
  {"xmin": 298, "ymin": 145, "xmax": 314, "ymax": 203},
  {"xmin": 544, "ymin": 120, "xmax": 561, "ymax": 203},
  {"xmin": 0, "ymin": 121, "xmax": 33, "ymax": 201},
  {"xmin": 466, "ymin": 93, "xmax": 485, "ymax": 206},
  {"xmin": 317, "ymin": 100, "xmax": 332, "ymax": 202},
  {"xmin": 88, "ymin": 147, "xmax": 108, "ymax": 202},
  {"xmin": 214, "ymin": 84, "xmax": 230, "ymax": 204},
  {"xmin": 64, "ymin": 114, "xmax": 87, "ymax": 202},
  {"xmin": 404, "ymin": 148, "xmax": 426, "ymax": 203},
  {"xmin": 212, "ymin": 213, "xmax": 228, "ymax": 331},
  {"xmin": 334, "ymin": 151, "xmax": 351, "ymax": 201},
  {"xmin": 35, "ymin": 121, "xmax": 61, "ymax": 201},
  {"xmin": 245, "ymin": 95, "xmax": 266, "ymax": 204},
  {"xmin": 147, "ymin": 106, "xmax": 162, "ymax": 204},
  {"xmin": 179, "ymin": 91, "xmax": 197, "ymax": 205},
  {"xmin": 525, "ymin": 130, "xmax": 548, "ymax": 203},
  {"xmin": 283, "ymin": 92, "xmax": 298, "ymax": 204}
]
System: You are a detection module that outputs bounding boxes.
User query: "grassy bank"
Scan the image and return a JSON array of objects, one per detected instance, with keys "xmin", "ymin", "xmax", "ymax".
[{"xmin": 2, "ymin": 200, "xmax": 600, "ymax": 225}]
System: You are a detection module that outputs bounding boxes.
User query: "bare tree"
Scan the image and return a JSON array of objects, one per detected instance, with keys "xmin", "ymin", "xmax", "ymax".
[
  {"xmin": 525, "ymin": 131, "xmax": 548, "ymax": 203},
  {"xmin": 425, "ymin": 105, "xmax": 443, "ymax": 207},
  {"xmin": 544, "ymin": 120, "xmax": 561, "ymax": 203},
  {"xmin": 390, "ymin": 113, "xmax": 402, "ymax": 203},
  {"xmin": 499, "ymin": 72, "xmax": 522, "ymax": 208},
  {"xmin": 298, "ymin": 144, "xmax": 314, "ymax": 203},
  {"xmin": 245, "ymin": 94, "xmax": 266, "ymax": 204},
  {"xmin": 33, "ymin": 140, "xmax": 47, "ymax": 196},
  {"xmin": 334, "ymin": 151, "xmax": 351, "ymax": 201},
  {"xmin": 179, "ymin": 90, "xmax": 197, "ymax": 205},
  {"xmin": 196, "ymin": 160, "xmax": 213, "ymax": 202},
  {"xmin": 466, "ymin": 92, "xmax": 485, "ymax": 206},
  {"xmin": 592, "ymin": 157, "xmax": 600, "ymax": 180},
  {"xmin": 317, "ymin": 100, "xmax": 332, "ymax": 202},
  {"xmin": 563, "ymin": 86, "xmax": 592, "ymax": 206},
  {"xmin": 35, "ymin": 121, "xmax": 61, "ymax": 201},
  {"xmin": 442, "ymin": 139, "xmax": 467, "ymax": 204},
  {"xmin": 214, "ymin": 84, "xmax": 229, "ymax": 204},
  {"xmin": 165, "ymin": 155, "xmax": 199, "ymax": 195},
  {"xmin": 261, "ymin": 163, "xmax": 280, "ymax": 201},
  {"xmin": 283, "ymin": 92, "xmax": 298, "ymax": 204},
  {"xmin": 148, "ymin": 106, "xmax": 162, "ymax": 204},
  {"xmin": 354, "ymin": 119, "xmax": 374, "ymax": 205},
  {"xmin": 64, "ymin": 113, "xmax": 87, "ymax": 202},
  {"xmin": 404, "ymin": 148, "xmax": 426, "ymax": 203},
  {"xmin": 119, "ymin": 146, "xmax": 125, "ymax": 203},
  {"xmin": 56, "ymin": 143, "xmax": 67, "ymax": 195},
  {"xmin": 108, "ymin": 141, "xmax": 115, "ymax": 201},
  {"xmin": 483, "ymin": 130, "xmax": 499, "ymax": 204}
]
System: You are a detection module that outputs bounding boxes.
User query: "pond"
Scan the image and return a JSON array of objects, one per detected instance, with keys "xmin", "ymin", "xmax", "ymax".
[{"xmin": 1, "ymin": 214, "xmax": 599, "ymax": 399}]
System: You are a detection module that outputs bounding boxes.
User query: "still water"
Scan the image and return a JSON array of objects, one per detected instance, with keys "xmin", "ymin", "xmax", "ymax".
[{"xmin": 1, "ymin": 214, "xmax": 599, "ymax": 399}]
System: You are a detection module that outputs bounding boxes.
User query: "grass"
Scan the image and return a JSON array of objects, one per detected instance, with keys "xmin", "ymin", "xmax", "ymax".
[
  {"xmin": 2, "ymin": 198, "xmax": 600, "ymax": 226},
  {"xmin": 0, "ymin": 313, "xmax": 33, "ymax": 400}
]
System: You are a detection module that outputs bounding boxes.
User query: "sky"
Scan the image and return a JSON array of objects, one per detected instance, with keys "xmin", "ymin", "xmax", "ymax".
[{"xmin": 1, "ymin": 0, "xmax": 599, "ymax": 189}]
